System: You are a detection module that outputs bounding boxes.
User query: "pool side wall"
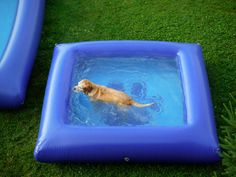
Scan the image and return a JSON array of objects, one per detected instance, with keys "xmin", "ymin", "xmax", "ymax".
[{"xmin": 0, "ymin": 0, "xmax": 45, "ymax": 108}]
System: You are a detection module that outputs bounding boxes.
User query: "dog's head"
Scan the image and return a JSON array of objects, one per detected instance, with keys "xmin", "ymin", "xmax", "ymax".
[{"xmin": 73, "ymin": 79, "xmax": 93, "ymax": 94}]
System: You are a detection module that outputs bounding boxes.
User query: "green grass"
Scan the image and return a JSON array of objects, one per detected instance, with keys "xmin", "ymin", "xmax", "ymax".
[
  {"xmin": 0, "ymin": 0, "xmax": 236, "ymax": 176},
  {"xmin": 220, "ymin": 95, "xmax": 236, "ymax": 176}
]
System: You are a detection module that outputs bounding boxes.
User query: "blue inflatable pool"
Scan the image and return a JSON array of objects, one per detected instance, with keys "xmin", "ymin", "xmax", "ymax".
[
  {"xmin": 0, "ymin": 0, "xmax": 45, "ymax": 108},
  {"xmin": 34, "ymin": 41, "xmax": 220, "ymax": 163}
]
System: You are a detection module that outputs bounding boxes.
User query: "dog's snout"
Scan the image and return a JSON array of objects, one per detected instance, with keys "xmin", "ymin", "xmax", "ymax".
[{"xmin": 73, "ymin": 85, "xmax": 83, "ymax": 92}]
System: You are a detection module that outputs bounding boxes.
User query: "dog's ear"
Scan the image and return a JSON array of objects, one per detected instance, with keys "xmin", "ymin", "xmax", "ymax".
[{"xmin": 83, "ymin": 84, "xmax": 93, "ymax": 94}]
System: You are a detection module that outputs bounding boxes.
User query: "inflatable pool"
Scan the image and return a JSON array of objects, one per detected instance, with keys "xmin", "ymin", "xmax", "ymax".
[
  {"xmin": 0, "ymin": 0, "xmax": 45, "ymax": 108},
  {"xmin": 34, "ymin": 41, "xmax": 220, "ymax": 163}
]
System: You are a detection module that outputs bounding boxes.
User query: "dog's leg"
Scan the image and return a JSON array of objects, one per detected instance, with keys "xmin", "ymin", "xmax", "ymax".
[
  {"xmin": 89, "ymin": 97, "xmax": 96, "ymax": 102},
  {"xmin": 117, "ymin": 103, "xmax": 129, "ymax": 112}
]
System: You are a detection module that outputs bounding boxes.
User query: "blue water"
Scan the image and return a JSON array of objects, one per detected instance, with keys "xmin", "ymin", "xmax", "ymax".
[
  {"xmin": 68, "ymin": 56, "xmax": 185, "ymax": 126},
  {"xmin": 0, "ymin": 0, "xmax": 18, "ymax": 61}
]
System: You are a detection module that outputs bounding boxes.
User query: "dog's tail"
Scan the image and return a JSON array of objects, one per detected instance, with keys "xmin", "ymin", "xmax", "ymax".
[{"xmin": 130, "ymin": 100, "xmax": 154, "ymax": 108}]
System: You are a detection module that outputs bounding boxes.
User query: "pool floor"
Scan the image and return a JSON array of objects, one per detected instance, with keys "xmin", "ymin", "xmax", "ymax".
[{"xmin": 68, "ymin": 56, "xmax": 185, "ymax": 126}]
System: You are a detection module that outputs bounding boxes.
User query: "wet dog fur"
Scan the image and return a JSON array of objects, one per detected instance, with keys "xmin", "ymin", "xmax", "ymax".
[{"xmin": 73, "ymin": 79, "xmax": 153, "ymax": 108}]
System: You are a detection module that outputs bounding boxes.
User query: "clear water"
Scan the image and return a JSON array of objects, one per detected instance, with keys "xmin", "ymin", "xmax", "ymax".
[
  {"xmin": 0, "ymin": 0, "xmax": 18, "ymax": 61},
  {"xmin": 68, "ymin": 56, "xmax": 185, "ymax": 126}
]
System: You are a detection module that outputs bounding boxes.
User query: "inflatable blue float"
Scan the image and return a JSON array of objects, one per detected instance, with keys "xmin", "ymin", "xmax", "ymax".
[
  {"xmin": 34, "ymin": 41, "xmax": 220, "ymax": 163},
  {"xmin": 0, "ymin": 0, "xmax": 45, "ymax": 108}
]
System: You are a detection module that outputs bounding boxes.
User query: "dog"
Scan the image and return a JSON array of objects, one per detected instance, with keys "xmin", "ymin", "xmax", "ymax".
[{"xmin": 73, "ymin": 79, "xmax": 154, "ymax": 108}]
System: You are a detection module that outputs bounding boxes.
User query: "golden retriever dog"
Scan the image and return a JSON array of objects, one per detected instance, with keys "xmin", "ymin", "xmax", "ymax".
[{"xmin": 73, "ymin": 79, "xmax": 154, "ymax": 108}]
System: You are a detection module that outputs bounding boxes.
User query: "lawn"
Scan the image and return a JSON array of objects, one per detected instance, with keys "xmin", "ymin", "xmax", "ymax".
[{"xmin": 0, "ymin": 0, "xmax": 236, "ymax": 176}]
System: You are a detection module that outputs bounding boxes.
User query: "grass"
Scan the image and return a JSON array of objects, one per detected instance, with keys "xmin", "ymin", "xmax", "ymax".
[
  {"xmin": 0, "ymin": 0, "xmax": 236, "ymax": 176},
  {"xmin": 220, "ymin": 95, "xmax": 236, "ymax": 176}
]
